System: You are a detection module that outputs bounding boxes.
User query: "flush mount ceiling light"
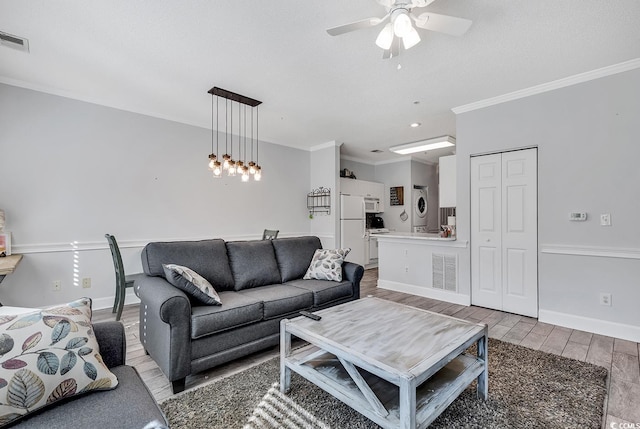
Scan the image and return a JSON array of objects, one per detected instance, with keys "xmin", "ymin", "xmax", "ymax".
[
  {"xmin": 410, "ymin": 122, "xmax": 421, "ymax": 128},
  {"xmin": 389, "ymin": 135, "xmax": 455, "ymax": 155},
  {"xmin": 207, "ymin": 87, "xmax": 262, "ymax": 181},
  {"xmin": 327, "ymin": 0, "xmax": 472, "ymax": 59}
]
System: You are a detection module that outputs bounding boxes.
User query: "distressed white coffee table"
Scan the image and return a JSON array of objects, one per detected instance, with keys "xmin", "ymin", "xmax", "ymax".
[{"xmin": 280, "ymin": 297, "xmax": 488, "ymax": 429}]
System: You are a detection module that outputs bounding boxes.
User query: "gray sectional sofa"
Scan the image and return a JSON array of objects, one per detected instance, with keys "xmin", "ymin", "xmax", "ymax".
[{"xmin": 136, "ymin": 236, "xmax": 364, "ymax": 394}]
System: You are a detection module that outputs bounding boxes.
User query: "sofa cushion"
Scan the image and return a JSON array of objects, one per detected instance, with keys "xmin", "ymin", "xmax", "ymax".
[
  {"xmin": 226, "ymin": 240, "xmax": 282, "ymax": 291},
  {"xmin": 284, "ymin": 279, "xmax": 354, "ymax": 307},
  {"xmin": 238, "ymin": 285, "xmax": 313, "ymax": 319},
  {"xmin": 0, "ymin": 298, "xmax": 118, "ymax": 427},
  {"xmin": 191, "ymin": 292, "xmax": 263, "ymax": 339},
  {"xmin": 141, "ymin": 239, "xmax": 235, "ymax": 291},
  {"xmin": 12, "ymin": 365, "xmax": 168, "ymax": 429},
  {"xmin": 303, "ymin": 248, "xmax": 351, "ymax": 282},
  {"xmin": 163, "ymin": 264, "xmax": 222, "ymax": 305},
  {"xmin": 271, "ymin": 236, "xmax": 322, "ymax": 282}
]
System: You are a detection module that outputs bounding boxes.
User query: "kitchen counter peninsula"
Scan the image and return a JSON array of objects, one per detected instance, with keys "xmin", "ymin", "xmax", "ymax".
[{"xmin": 373, "ymin": 232, "xmax": 469, "ymax": 306}]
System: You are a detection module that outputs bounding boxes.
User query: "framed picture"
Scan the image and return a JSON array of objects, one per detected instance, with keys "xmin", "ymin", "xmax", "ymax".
[
  {"xmin": 390, "ymin": 186, "xmax": 404, "ymax": 206},
  {"xmin": 0, "ymin": 232, "xmax": 11, "ymax": 257}
]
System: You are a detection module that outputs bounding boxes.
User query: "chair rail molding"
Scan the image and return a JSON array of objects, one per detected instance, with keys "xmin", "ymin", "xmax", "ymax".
[
  {"xmin": 12, "ymin": 232, "xmax": 317, "ymax": 254},
  {"xmin": 540, "ymin": 243, "xmax": 640, "ymax": 260}
]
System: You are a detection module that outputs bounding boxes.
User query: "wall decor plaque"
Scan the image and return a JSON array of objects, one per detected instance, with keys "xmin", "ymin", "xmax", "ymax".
[{"xmin": 390, "ymin": 186, "xmax": 404, "ymax": 206}]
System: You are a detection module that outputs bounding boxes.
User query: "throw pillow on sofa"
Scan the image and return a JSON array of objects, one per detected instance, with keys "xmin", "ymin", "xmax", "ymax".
[
  {"xmin": 163, "ymin": 264, "xmax": 222, "ymax": 305},
  {"xmin": 0, "ymin": 298, "xmax": 118, "ymax": 426},
  {"xmin": 303, "ymin": 248, "xmax": 351, "ymax": 282}
]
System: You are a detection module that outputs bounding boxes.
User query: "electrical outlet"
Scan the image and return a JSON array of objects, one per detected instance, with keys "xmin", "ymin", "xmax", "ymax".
[
  {"xmin": 599, "ymin": 293, "xmax": 612, "ymax": 306},
  {"xmin": 52, "ymin": 280, "xmax": 61, "ymax": 291},
  {"xmin": 82, "ymin": 277, "xmax": 91, "ymax": 289},
  {"xmin": 600, "ymin": 213, "xmax": 611, "ymax": 226}
]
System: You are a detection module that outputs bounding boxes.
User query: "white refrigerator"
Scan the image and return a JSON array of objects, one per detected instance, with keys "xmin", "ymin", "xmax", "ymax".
[{"xmin": 340, "ymin": 194, "xmax": 366, "ymax": 266}]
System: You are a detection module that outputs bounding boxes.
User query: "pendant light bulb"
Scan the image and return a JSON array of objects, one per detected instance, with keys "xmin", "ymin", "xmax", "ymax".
[
  {"xmin": 375, "ymin": 23, "xmax": 394, "ymax": 50},
  {"xmin": 248, "ymin": 161, "xmax": 257, "ymax": 175},
  {"xmin": 222, "ymin": 154, "xmax": 231, "ymax": 170},
  {"xmin": 402, "ymin": 26, "xmax": 421, "ymax": 50},
  {"xmin": 241, "ymin": 168, "xmax": 250, "ymax": 182},
  {"xmin": 228, "ymin": 160, "xmax": 236, "ymax": 176},
  {"xmin": 212, "ymin": 161, "xmax": 222, "ymax": 178},
  {"xmin": 208, "ymin": 154, "xmax": 217, "ymax": 170},
  {"xmin": 254, "ymin": 166, "xmax": 262, "ymax": 181},
  {"xmin": 393, "ymin": 11, "xmax": 412, "ymax": 37}
]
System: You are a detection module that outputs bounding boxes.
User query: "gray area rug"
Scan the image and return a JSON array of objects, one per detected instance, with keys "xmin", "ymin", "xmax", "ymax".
[{"xmin": 160, "ymin": 339, "xmax": 608, "ymax": 428}]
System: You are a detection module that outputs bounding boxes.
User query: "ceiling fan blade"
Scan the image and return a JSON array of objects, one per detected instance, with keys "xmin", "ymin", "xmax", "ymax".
[
  {"xmin": 414, "ymin": 12, "xmax": 472, "ymax": 36},
  {"xmin": 326, "ymin": 17, "xmax": 384, "ymax": 36},
  {"xmin": 411, "ymin": 0, "xmax": 437, "ymax": 8},
  {"xmin": 376, "ymin": 0, "xmax": 394, "ymax": 7}
]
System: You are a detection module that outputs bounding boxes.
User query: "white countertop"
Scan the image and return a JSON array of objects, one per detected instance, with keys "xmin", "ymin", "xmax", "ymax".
[{"xmin": 371, "ymin": 231, "xmax": 456, "ymax": 241}]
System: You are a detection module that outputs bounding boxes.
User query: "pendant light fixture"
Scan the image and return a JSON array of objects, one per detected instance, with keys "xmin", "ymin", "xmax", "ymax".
[{"xmin": 208, "ymin": 86, "xmax": 263, "ymax": 181}]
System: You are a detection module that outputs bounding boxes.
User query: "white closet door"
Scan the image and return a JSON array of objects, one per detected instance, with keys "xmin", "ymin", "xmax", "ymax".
[
  {"xmin": 471, "ymin": 153, "xmax": 503, "ymax": 310},
  {"xmin": 501, "ymin": 150, "xmax": 538, "ymax": 317},
  {"xmin": 471, "ymin": 148, "xmax": 538, "ymax": 318}
]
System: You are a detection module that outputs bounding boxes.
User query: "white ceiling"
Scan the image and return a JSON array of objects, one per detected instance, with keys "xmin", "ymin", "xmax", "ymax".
[{"xmin": 1, "ymin": 1, "xmax": 640, "ymax": 164}]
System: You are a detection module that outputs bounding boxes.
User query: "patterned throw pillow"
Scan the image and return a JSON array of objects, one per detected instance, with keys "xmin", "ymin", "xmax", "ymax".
[
  {"xmin": 303, "ymin": 248, "xmax": 351, "ymax": 282},
  {"xmin": 163, "ymin": 264, "xmax": 222, "ymax": 305},
  {"xmin": 0, "ymin": 298, "xmax": 118, "ymax": 426}
]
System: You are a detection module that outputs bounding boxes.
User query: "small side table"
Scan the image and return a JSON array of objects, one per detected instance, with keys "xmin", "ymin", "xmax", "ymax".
[
  {"xmin": 0, "ymin": 254, "xmax": 23, "ymax": 284},
  {"xmin": 0, "ymin": 254, "xmax": 23, "ymax": 306}
]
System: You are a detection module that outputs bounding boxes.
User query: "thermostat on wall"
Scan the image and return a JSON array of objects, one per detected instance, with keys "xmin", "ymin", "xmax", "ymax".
[{"xmin": 569, "ymin": 212, "xmax": 587, "ymax": 221}]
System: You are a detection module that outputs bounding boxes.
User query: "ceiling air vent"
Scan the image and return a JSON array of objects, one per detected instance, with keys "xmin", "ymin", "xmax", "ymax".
[
  {"xmin": 0, "ymin": 31, "xmax": 30, "ymax": 53},
  {"xmin": 370, "ymin": 149, "xmax": 384, "ymax": 153}
]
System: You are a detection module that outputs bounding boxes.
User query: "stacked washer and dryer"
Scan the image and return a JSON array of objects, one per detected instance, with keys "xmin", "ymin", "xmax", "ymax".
[{"xmin": 412, "ymin": 187, "xmax": 429, "ymax": 233}]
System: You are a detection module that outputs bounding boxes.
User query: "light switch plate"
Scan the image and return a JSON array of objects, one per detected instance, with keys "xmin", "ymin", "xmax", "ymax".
[{"xmin": 569, "ymin": 212, "xmax": 587, "ymax": 221}]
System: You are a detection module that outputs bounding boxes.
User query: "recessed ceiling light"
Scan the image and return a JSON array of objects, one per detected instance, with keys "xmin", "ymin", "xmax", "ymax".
[
  {"xmin": 389, "ymin": 136, "xmax": 456, "ymax": 155},
  {"xmin": 410, "ymin": 122, "xmax": 421, "ymax": 128},
  {"xmin": 370, "ymin": 149, "xmax": 384, "ymax": 153}
]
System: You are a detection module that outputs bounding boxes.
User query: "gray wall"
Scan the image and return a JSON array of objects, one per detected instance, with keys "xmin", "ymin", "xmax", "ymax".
[
  {"xmin": 0, "ymin": 83, "xmax": 311, "ymax": 308},
  {"xmin": 340, "ymin": 158, "xmax": 376, "ymax": 181},
  {"xmin": 374, "ymin": 160, "xmax": 412, "ymax": 233},
  {"xmin": 456, "ymin": 68, "xmax": 640, "ymax": 337}
]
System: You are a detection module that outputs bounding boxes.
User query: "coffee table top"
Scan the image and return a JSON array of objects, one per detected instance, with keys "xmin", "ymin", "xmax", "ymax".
[{"xmin": 286, "ymin": 297, "xmax": 486, "ymax": 378}]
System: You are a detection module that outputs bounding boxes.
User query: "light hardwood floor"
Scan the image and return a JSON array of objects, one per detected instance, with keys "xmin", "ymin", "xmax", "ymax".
[{"xmin": 93, "ymin": 268, "xmax": 640, "ymax": 427}]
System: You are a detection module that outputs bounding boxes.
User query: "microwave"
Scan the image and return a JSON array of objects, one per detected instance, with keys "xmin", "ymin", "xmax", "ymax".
[{"xmin": 364, "ymin": 198, "xmax": 381, "ymax": 213}]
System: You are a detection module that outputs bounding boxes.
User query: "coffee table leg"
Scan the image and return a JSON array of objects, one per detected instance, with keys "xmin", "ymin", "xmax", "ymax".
[
  {"xmin": 477, "ymin": 333, "xmax": 488, "ymax": 400},
  {"xmin": 399, "ymin": 378, "xmax": 416, "ymax": 429},
  {"xmin": 280, "ymin": 319, "xmax": 291, "ymax": 393}
]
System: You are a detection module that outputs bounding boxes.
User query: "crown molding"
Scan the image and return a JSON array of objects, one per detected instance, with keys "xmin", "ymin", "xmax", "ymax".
[
  {"xmin": 452, "ymin": 58, "xmax": 640, "ymax": 114},
  {"xmin": 310, "ymin": 141, "xmax": 341, "ymax": 151}
]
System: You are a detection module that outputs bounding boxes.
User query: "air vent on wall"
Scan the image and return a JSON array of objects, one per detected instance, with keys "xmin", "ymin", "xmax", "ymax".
[
  {"xmin": 0, "ymin": 31, "xmax": 30, "ymax": 53},
  {"xmin": 432, "ymin": 253, "xmax": 457, "ymax": 292}
]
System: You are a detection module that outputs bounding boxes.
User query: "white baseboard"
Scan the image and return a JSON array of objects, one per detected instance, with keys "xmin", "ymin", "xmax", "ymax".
[
  {"xmin": 92, "ymin": 291, "xmax": 140, "ymax": 312},
  {"xmin": 377, "ymin": 279, "xmax": 470, "ymax": 306},
  {"xmin": 539, "ymin": 309, "xmax": 640, "ymax": 343}
]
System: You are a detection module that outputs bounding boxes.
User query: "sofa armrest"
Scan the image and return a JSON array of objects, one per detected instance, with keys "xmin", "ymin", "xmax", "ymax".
[
  {"xmin": 342, "ymin": 261, "xmax": 364, "ymax": 300},
  {"xmin": 93, "ymin": 321, "xmax": 126, "ymax": 368},
  {"xmin": 136, "ymin": 275, "xmax": 193, "ymax": 383}
]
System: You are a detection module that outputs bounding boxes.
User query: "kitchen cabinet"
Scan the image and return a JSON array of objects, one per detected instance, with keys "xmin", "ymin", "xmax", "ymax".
[
  {"xmin": 439, "ymin": 155, "xmax": 456, "ymax": 208},
  {"xmin": 340, "ymin": 178, "xmax": 385, "ymax": 212}
]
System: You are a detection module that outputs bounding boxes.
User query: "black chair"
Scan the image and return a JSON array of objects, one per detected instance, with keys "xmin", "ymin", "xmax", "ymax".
[
  {"xmin": 105, "ymin": 234, "xmax": 144, "ymax": 321},
  {"xmin": 262, "ymin": 229, "xmax": 279, "ymax": 240}
]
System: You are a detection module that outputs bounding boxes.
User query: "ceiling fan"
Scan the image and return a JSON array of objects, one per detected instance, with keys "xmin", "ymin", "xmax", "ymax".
[{"xmin": 326, "ymin": 0, "xmax": 472, "ymax": 58}]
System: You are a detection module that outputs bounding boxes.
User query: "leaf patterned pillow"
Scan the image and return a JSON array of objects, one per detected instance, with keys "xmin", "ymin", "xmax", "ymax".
[
  {"xmin": 163, "ymin": 264, "xmax": 222, "ymax": 305},
  {"xmin": 303, "ymin": 248, "xmax": 351, "ymax": 282},
  {"xmin": 0, "ymin": 298, "xmax": 118, "ymax": 426}
]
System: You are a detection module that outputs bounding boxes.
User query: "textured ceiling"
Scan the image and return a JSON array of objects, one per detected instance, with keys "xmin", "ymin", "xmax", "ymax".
[{"xmin": 1, "ymin": 0, "xmax": 639, "ymax": 164}]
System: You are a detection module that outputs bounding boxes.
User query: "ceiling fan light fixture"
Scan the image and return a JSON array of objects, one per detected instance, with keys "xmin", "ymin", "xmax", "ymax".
[
  {"xmin": 403, "ymin": 26, "xmax": 421, "ymax": 50},
  {"xmin": 390, "ymin": 135, "xmax": 456, "ymax": 155},
  {"xmin": 375, "ymin": 23, "xmax": 394, "ymax": 50},
  {"xmin": 392, "ymin": 10, "xmax": 412, "ymax": 37}
]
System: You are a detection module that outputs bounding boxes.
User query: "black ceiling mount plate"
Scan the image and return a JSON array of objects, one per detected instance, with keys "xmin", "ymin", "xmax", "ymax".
[{"xmin": 208, "ymin": 87, "xmax": 262, "ymax": 107}]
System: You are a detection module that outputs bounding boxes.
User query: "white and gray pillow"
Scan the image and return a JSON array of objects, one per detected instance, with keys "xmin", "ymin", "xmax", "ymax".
[
  {"xmin": 163, "ymin": 264, "xmax": 222, "ymax": 305},
  {"xmin": 303, "ymin": 248, "xmax": 351, "ymax": 282}
]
